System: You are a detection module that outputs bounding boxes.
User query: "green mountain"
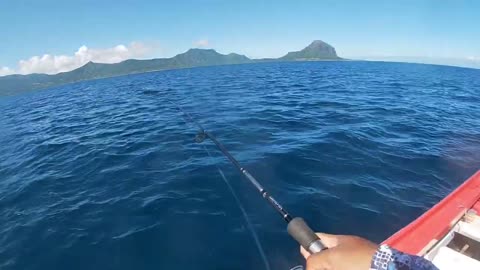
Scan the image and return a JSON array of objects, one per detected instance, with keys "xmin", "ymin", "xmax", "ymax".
[
  {"xmin": 280, "ymin": 40, "xmax": 341, "ymax": 60},
  {"xmin": 0, "ymin": 40, "xmax": 341, "ymax": 96}
]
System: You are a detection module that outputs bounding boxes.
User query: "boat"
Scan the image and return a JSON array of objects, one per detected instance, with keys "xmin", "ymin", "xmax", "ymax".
[{"xmin": 384, "ymin": 170, "xmax": 480, "ymax": 269}]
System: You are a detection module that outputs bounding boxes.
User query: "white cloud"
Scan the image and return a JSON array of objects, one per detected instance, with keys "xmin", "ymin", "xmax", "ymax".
[
  {"xmin": 0, "ymin": 66, "xmax": 14, "ymax": 76},
  {"xmin": 194, "ymin": 39, "xmax": 209, "ymax": 48},
  {"xmin": 2, "ymin": 42, "xmax": 152, "ymax": 76},
  {"xmin": 467, "ymin": 56, "xmax": 480, "ymax": 62}
]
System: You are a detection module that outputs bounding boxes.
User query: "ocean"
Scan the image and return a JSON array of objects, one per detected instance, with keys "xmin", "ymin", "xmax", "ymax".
[{"xmin": 1, "ymin": 61, "xmax": 479, "ymax": 270}]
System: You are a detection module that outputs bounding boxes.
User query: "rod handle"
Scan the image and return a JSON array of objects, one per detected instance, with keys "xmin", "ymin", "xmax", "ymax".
[{"xmin": 287, "ymin": 217, "xmax": 327, "ymax": 254}]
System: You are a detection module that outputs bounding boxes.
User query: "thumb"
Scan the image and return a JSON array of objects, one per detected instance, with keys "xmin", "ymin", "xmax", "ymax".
[{"xmin": 305, "ymin": 248, "xmax": 336, "ymax": 270}]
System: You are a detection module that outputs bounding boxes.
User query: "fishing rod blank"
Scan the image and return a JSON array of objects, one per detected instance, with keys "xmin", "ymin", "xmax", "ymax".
[{"xmin": 173, "ymin": 104, "xmax": 327, "ymax": 254}]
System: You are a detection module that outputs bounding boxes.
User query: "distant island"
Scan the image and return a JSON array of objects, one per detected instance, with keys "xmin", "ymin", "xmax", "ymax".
[
  {"xmin": 0, "ymin": 40, "xmax": 342, "ymax": 96},
  {"xmin": 281, "ymin": 40, "xmax": 340, "ymax": 61}
]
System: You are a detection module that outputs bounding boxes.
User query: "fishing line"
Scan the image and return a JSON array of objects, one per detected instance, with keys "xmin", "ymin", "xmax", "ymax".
[
  {"xmin": 203, "ymin": 145, "xmax": 271, "ymax": 270},
  {"xmin": 169, "ymin": 100, "xmax": 327, "ymax": 257},
  {"xmin": 171, "ymin": 101, "xmax": 270, "ymax": 269}
]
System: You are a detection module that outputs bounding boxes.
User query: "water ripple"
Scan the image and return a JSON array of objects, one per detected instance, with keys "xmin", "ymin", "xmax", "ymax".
[{"xmin": 1, "ymin": 61, "xmax": 479, "ymax": 270}]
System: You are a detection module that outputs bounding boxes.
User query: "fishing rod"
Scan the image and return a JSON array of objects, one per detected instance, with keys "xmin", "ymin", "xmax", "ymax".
[{"xmin": 172, "ymin": 103, "xmax": 327, "ymax": 254}]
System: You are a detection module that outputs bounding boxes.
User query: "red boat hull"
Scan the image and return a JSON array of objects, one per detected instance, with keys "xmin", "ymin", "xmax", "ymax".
[{"xmin": 384, "ymin": 170, "xmax": 480, "ymax": 255}]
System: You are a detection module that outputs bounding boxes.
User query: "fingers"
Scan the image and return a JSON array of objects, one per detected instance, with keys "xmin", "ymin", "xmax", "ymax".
[
  {"xmin": 305, "ymin": 249, "xmax": 333, "ymax": 270},
  {"xmin": 313, "ymin": 233, "xmax": 340, "ymax": 248},
  {"xmin": 300, "ymin": 245, "xmax": 310, "ymax": 259},
  {"xmin": 300, "ymin": 233, "xmax": 340, "ymax": 259},
  {"xmin": 300, "ymin": 234, "xmax": 379, "ymax": 270}
]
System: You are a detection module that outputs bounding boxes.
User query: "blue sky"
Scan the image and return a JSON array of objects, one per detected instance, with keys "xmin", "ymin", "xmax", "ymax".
[{"xmin": 1, "ymin": 0, "xmax": 479, "ymax": 75}]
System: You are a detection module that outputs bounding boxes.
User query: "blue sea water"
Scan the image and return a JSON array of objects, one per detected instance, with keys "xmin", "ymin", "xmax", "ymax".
[{"xmin": 0, "ymin": 61, "xmax": 479, "ymax": 270}]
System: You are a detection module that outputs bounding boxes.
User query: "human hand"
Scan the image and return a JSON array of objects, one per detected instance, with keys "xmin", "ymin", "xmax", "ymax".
[{"xmin": 300, "ymin": 233, "xmax": 378, "ymax": 270}]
